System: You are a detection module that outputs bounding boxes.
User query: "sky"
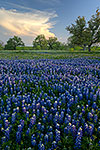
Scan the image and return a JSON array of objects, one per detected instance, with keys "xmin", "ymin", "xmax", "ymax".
[{"xmin": 0, "ymin": 0, "xmax": 100, "ymax": 45}]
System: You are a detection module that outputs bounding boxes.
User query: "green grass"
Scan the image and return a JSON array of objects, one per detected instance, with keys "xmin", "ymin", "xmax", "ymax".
[{"xmin": 0, "ymin": 49, "xmax": 100, "ymax": 59}]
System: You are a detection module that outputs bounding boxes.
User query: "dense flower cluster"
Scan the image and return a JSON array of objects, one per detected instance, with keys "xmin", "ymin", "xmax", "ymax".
[{"xmin": 0, "ymin": 58, "xmax": 100, "ymax": 149}]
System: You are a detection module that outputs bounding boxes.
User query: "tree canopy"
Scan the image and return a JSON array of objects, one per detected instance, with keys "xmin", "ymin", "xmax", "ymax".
[
  {"xmin": 33, "ymin": 35, "xmax": 63, "ymax": 50},
  {"xmin": 47, "ymin": 37, "xmax": 58, "ymax": 50},
  {"xmin": 33, "ymin": 35, "xmax": 48, "ymax": 50},
  {"xmin": 5, "ymin": 36, "xmax": 24, "ymax": 50},
  {"xmin": 66, "ymin": 9, "xmax": 100, "ymax": 51}
]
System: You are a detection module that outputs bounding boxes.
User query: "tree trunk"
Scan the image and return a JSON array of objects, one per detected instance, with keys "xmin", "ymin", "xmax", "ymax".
[
  {"xmin": 88, "ymin": 45, "xmax": 91, "ymax": 52},
  {"xmin": 83, "ymin": 44, "xmax": 86, "ymax": 51}
]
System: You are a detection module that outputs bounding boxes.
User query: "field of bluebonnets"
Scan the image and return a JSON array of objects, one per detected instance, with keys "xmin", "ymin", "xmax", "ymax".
[{"xmin": 0, "ymin": 57, "xmax": 100, "ymax": 150}]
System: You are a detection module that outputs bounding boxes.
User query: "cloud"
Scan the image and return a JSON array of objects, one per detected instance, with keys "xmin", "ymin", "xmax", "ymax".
[{"xmin": 0, "ymin": 7, "xmax": 57, "ymax": 39}]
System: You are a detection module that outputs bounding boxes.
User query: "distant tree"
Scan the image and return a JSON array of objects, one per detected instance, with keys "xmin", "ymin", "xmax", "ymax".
[
  {"xmin": 47, "ymin": 37, "xmax": 58, "ymax": 50},
  {"xmin": 33, "ymin": 34, "xmax": 68, "ymax": 50},
  {"xmin": 66, "ymin": 9, "xmax": 100, "ymax": 51},
  {"xmin": 59, "ymin": 42, "xmax": 68, "ymax": 50},
  {"xmin": 33, "ymin": 35, "xmax": 48, "ymax": 50},
  {"xmin": 53, "ymin": 41, "xmax": 62, "ymax": 50},
  {"xmin": 5, "ymin": 36, "xmax": 24, "ymax": 50},
  {"xmin": 0, "ymin": 40, "xmax": 4, "ymax": 50}
]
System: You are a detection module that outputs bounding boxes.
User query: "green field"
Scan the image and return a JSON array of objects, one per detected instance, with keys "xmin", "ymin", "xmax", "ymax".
[{"xmin": 0, "ymin": 50, "xmax": 100, "ymax": 59}]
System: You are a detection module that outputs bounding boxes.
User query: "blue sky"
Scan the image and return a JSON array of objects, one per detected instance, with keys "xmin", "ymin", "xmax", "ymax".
[{"xmin": 0, "ymin": 0, "xmax": 100, "ymax": 45}]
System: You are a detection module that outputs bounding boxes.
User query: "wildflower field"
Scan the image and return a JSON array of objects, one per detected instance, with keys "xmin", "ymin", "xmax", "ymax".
[{"xmin": 0, "ymin": 58, "xmax": 100, "ymax": 150}]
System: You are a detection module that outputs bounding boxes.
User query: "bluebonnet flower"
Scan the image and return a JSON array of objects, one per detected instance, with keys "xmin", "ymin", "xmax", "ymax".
[
  {"xmin": 92, "ymin": 102, "xmax": 97, "ymax": 110},
  {"xmin": 76, "ymin": 120, "xmax": 80, "ymax": 127},
  {"xmin": 44, "ymin": 134, "xmax": 49, "ymax": 143},
  {"xmin": 82, "ymin": 108, "xmax": 85, "ymax": 114},
  {"xmin": 4, "ymin": 127, "xmax": 10, "ymax": 140},
  {"xmin": 64, "ymin": 127, "xmax": 68, "ymax": 134},
  {"xmin": 44, "ymin": 112, "xmax": 47, "ymax": 117},
  {"xmin": 88, "ymin": 100, "xmax": 91, "ymax": 106},
  {"xmin": 42, "ymin": 117, "xmax": 46, "ymax": 123},
  {"xmin": 29, "ymin": 114, "xmax": 36, "ymax": 127},
  {"xmin": 41, "ymin": 125, "xmax": 45, "ymax": 132},
  {"xmin": 97, "ymin": 126, "xmax": 100, "ymax": 134},
  {"xmin": 93, "ymin": 94, "xmax": 97, "ymax": 101},
  {"xmin": 1, "ymin": 136, "xmax": 6, "ymax": 144},
  {"xmin": 27, "ymin": 147, "xmax": 32, "ymax": 150},
  {"xmin": 52, "ymin": 141, "xmax": 57, "ymax": 149},
  {"xmin": 93, "ymin": 114, "xmax": 98, "ymax": 123},
  {"xmin": 54, "ymin": 101, "xmax": 58, "ymax": 108},
  {"xmin": 36, "ymin": 103, "xmax": 40, "ymax": 109},
  {"xmin": 0, "ymin": 58, "xmax": 100, "ymax": 149},
  {"xmin": 20, "ymin": 119, "xmax": 24, "ymax": 128},
  {"xmin": 79, "ymin": 113, "xmax": 82, "ymax": 120},
  {"xmin": 49, "ymin": 114, "xmax": 53, "ymax": 121},
  {"xmin": 59, "ymin": 114, "xmax": 63, "ymax": 124},
  {"xmin": 37, "ymin": 122, "xmax": 41, "ymax": 130},
  {"xmin": 39, "ymin": 133, "xmax": 43, "ymax": 139},
  {"xmin": 88, "ymin": 124, "xmax": 94, "ymax": 136},
  {"xmin": 90, "ymin": 92, "xmax": 93, "ymax": 100},
  {"xmin": 11, "ymin": 112, "xmax": 16, "ymax": 124},
  {"xmin": 38, "ymin": 141, "xmax": 42, "ymax": 150},
  {"xmin": 26, "ymin": 128, "xmax": 30, "ymax": 136},
  {"xmin": 75, "ymin": 95, "xmax": 78, "ymax": 104},
  {"xmin": 67, "ymin": 114, "xmax": 71, "ymax": 122},
  {"xmin": 68, "ymin": 122, "xmax": 72, "ymax": 133},
  {"xmin": 48, "ymin": 126, "xmax": 53, "ymax": 132},
  {"xmin": 72, "ymin": 119, "xmax": 76, "ymax": 125},
  {"xmin": 71, "ymin": 125, "xmax": 77, "ymax": 138},
  {"xmin": 84, "ymin": 123, "xmax": 88, "ymax": 135},
  {"xmin": 18, "ymin": 124, "xmax": 23, "ymax": 132},
  {"xmin": 47, "ymin": 100, "xmax": 51, "ymax": 107},
  {"xmin": 98, "ymin": 140, "xmax": 100, "ymax": 146},
  {"xmin": 75, "ymin": 127, "xmax": 83, "ymax": 149},
  {"xmin": 31, "ymin": 134, "xmax": 36, "ymax": 146},
  {"xmin": 32, "ymin": 109, "xmax": 35, "ymax": 114},
  {"xmin": 16, "ymin": 131, "xmax": 21, "ymax": 143},
  {"xmin": 31, "ymin": 140, "xmax": 36, "ymax": 146},
  {"xmin": 0, "ymin": 123, "xmax": 2, "ymax": 130},
  {"xmin": 40, "ymin": 144, "xmax": 45, "ymax": 150},
  {"xmin": 91, "ymin": 108, "xmax": 95, "ymax": 114},
  {"xmin": 1, "ymin": 99, "xmax": 4, "ymax": 105},
  {"xmin": 16, "ymin": 107, "xmax": 19, "ymax": 113},
  {"xmin": 37, "ymin": 109, "xmax": 40, "ymax": 117},
  {"xmin": 26, "ymin": 111, "xmax": 29, "ymax": 119},
  {"xmin": 73, "ymin": 112, "xmax": 77, "ymax": 119},
  {"xmin": 79, "ymin": 93, "xmax": 83, "ymax": 101},
  {"xmin": 77, "ymin": 105, "xmax": 80, "ymax": 110},
  {"xmin": 56, "ymin": 123, "xmax": 60, "ymax": 130},
  {"xmin": 4, "ymin": 120, "xmax": 9, "ymax": 129},
  {"xmin": 22, "ymin": 106, "xmax": 26, "ymax": 113},
  {"xmin": 49, "ymin": 132, "xmax": 53, "ymax": 142},
  {"xmin": 87, "ymin": 112, "xmax": 93, "ymax": 121},
  {"xmin": 86, "ymin": 90, "xmax": 89, "ymax": 100},
  {"xmin": 55, "ymin": 129, "xmax": 60, "ymax": 142}
]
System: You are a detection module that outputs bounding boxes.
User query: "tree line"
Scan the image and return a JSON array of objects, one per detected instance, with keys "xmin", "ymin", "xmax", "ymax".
[
  {"xmin": 0, "ymin": 9, "xmax": 100, "ymax": 51},
  {"xmin": 0, "ymin": 35, "xmax": 68, "ymax": 50}
]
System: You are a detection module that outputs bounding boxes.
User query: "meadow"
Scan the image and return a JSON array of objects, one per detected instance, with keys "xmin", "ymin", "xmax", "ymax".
[
  {"xmin": 0, "ymin": 49, "xmax": 100, "ymax": 59},
  {"xmin": 0, "ymin": 50, "xmax": 100, "ymax": 150}
]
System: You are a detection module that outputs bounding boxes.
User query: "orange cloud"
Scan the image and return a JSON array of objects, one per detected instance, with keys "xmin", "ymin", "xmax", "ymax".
[{"xmin": 0, "ymin": 8, "xmax": 57, "ymax": 38}]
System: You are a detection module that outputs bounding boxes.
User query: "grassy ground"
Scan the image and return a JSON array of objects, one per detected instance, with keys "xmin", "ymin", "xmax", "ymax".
[{"xmin": 0, "ymin": 50, "xmax": 100, "ymax": 59}]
